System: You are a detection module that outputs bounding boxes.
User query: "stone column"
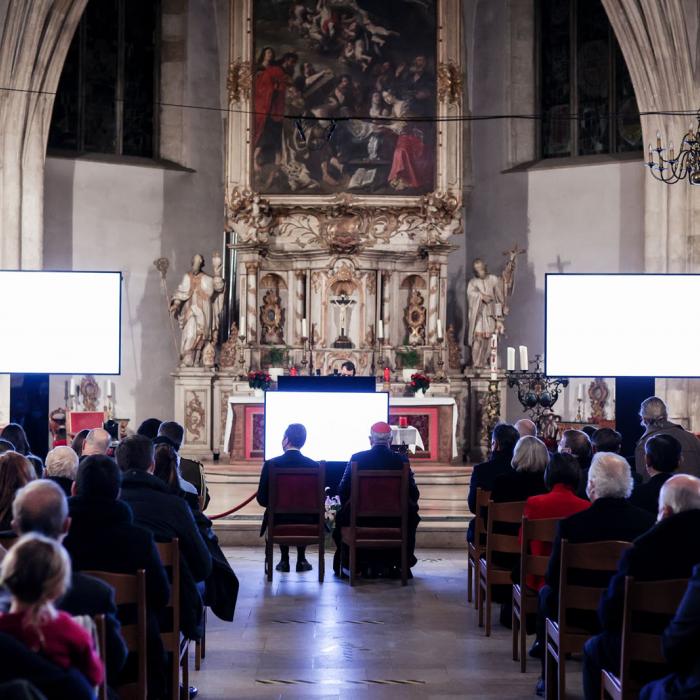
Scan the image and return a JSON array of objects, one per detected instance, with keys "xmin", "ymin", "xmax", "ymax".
[
  {"xmin": 295, "ymin": 270, "xmax": 306, "ymax": 344},
  {"xmin": 427, "ymin": 262, "xmax": 440, "ymax": 344},
  {"xmin": 382, "ymin": 271, "xmax": 392, "ymax": 347},
  {"xmin": 245, "ymin": 261, "xmax": 258, "ymax": 345}
]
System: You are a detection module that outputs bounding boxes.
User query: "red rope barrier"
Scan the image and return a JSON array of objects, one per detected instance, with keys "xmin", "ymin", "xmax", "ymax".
[{"xmin": 208, "ymin": 491, "xmax": 258, "ymax": 520}]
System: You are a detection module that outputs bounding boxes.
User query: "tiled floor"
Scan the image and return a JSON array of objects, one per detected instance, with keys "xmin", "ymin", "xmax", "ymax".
[{"xmin": 192, "ymin": 547, "xmax": 583, "ymax": 699}]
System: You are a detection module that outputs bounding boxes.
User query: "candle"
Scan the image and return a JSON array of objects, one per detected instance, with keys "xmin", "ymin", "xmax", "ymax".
[
  {"xmin": 577, "ymin": 384, "xmax": 584, "ymax": 401},
  {"xmin": 377, "ymin": 320, "xmax": 384, "ymax": 339},
  {"xmin": 648, "ymin": 143, "xmax": 653, "ymax": 164},
  {"xmin": 239, "ymin": 314, "xmax": 246, "ymax": 339},
  {"xmin": 399, "ymin": 416, "xmax": 408, "ymax": 428},
  {"xmin": 490, "ymin": 371, "xmax": 497, "ymax": 381},
  {"xmin": 507, "ymin": 347, "xmax": 515, "ymax": 372},
  {"xmin": 70, "ymin": 378, "xmax": 77, "ymax": 396},
  {"xmin": 301, "ymin": 318, "xmax": 308, "ymax": 339},
  {"xmin": 290, "ymin": 366, "xmax": 298, "ymax": 376},
  {"xmin": 519, "ymin": 345, "xmax": 528, "ymax": 371},
  {"xmin": 383, "ymin": 367, "xmax": 391, "ymax": 383},
  {"xmin": 494, "ymin": 303, "xmax": 502, "ymax": 318},
  {"xmin": 656, "ymin": 130, "xmax": 662, "ymax": 149},
  {"xmin": 436, "ymin": 319, "xmax": 443, "ymax": 340}
]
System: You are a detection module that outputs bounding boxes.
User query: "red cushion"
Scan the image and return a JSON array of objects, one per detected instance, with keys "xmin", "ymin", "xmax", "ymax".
[
  {"xmin": 357, "ymin": 477, "xmax": 401, "ymax": 515},
  {"xmin": 271, "ymin": 524, "xmax": 320, "ymax": 537},
  {"xmin": 342, "ymin": 527, "xmax": 402, "ymax": 540},
  {"xmin": 275, "ymin": 474, "xmax": 319, "ymax": 511}
]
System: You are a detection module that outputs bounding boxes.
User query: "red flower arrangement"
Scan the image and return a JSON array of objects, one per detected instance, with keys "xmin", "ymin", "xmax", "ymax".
[
  {"xmin": 410, "ymin": 373, "xmax": 431, "ymax": 393},
  {"xmin": 248, "ymin": 370, "xmax": 271, "ymax": 391}
]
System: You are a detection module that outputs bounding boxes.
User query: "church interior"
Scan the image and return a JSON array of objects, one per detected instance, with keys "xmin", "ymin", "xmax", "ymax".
[{"xmin": 1, "ymin": 0, "xmax": 700, "ymax": 698}]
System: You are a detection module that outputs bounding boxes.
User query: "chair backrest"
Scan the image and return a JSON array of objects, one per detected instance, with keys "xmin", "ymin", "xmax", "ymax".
[
  {"xmin": 485, "ymin": 500, "xmax": 526, "ymax": 565},
  {"xmin": 155, "ymin": 539, "xmax": 181, "ymax": 653},
  {"xmin": 350, "ymin": 461, "xmax": 408, "ymax": 521},
  {"xmin": 474, "ymin": 488, "xmax": 491, "ymax": 546},
  {"xmin": 558, "ymin": 540, "xmax": 631, "ymax": 634},
  {"xmin": 94, "ymin": 614, "xmax": 108, "ymax": 700},
  {"xmin": 519, "ymin": 516, "xmax": 561, "ymax": 584},
  {"xmin": 268, "ymin": 461, "xmax": 325, "ymax": 532},
  {"xmin": 83, "ymin": 569, "xmax": 147, "ymax": 700},
  {"xmin": 618, "ymin": 576, "xmax": 689, "ymax": 694}
]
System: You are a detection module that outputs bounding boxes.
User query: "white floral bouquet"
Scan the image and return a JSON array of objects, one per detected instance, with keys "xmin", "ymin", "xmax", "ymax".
[{"xmin": 324, "ymin": 487, "xmax": 341, "ymax": 533}]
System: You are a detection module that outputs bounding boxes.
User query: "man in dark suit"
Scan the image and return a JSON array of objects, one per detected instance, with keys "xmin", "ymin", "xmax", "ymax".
[
  {"xmin": 532, "ymin": 452, "xmax": 655, "ymax": 695},
  {"xmin": 559, "ymin": 429, "xmax": 593, "ymax": 498},
  {"xmin": 333, "ymin": 421, "xmax": 420, "ymax": 576},
  {"xmin": 630, "ymin": 433, "xmax": 680, "ymax": 514},
  {"xmin": 583, "ymin": 474, "xmax": 700, "ymax": 700},
  {"xmin": 466, "ymin": 422, "xmax": 519, "ymax": 543},
  {"xmin": 257, "ymin": 423, "xmax": 318, "ymax": 573},
  {"xmin": 640, "ymin": 564, "xmax": 700, "ymax": 700}
]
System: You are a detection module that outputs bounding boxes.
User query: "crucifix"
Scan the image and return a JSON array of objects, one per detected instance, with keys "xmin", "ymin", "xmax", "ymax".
[{"xmin": 330, "ymin": 292, "xmax": 356, "ymax": 348}]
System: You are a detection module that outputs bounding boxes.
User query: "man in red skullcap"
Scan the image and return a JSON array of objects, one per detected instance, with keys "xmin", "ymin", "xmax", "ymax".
[{"xmin": 332, "ymin": 421, "xmax": 420, "ymax": 577}]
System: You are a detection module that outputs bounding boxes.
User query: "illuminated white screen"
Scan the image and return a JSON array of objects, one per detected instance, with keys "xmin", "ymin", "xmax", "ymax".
[
  {"xmin": 546, "ymin": 274, "xmax": 700, "ymax": 377},
  {"xmin": 0, "ymin": 271, "xmax": 121, "ymax": 374},
  {"xmin": 264, "ymin": 391, "xmax": 389, "ymax": 461}
]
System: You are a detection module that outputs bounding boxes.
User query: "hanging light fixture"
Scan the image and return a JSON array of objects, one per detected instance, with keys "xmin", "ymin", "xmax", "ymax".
[{"xmin": 647, "ymin": 112, "xmax": 700, "ymax": 184}]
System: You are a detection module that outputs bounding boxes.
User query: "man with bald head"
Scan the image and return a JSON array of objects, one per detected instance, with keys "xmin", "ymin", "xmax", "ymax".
[
  {"xmin": 583, "ymin": 474, "xmax": 700, "ymax": 699},
  {"xmin": 81, "ymin": 428, "xmax": 111, "ymax": 458},
  {"xmin": 515, "ymin": 418, "xmax": 537, "ymax": 438}
]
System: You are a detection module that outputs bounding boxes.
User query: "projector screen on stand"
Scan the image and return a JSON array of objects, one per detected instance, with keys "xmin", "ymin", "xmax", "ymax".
[
  {"xmin": 0, "ymin": 271, "xmax": 122, "ymax": 375},
  {"xmin": 264, "ymin": 391, "xmax": 389, "ymax": 462},
  {"xmin": 545, "ymin": 274, "xmax": 700, "ymax": 378}
]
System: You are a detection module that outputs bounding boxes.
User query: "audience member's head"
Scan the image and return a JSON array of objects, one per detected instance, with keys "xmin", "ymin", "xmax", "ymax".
[
  {"xmin": 154, "ymin": 443, "xmax": 180, "ymax": 491},
  {"xmin": 511, "ymin": 436, "xmax": 549, "ymax": 473},
  {"xmin": 591, "ymin": 428, "xmax": 622, "ymax": 454},
  {"xmin": 283, "ymin": 423, "xmax": 307, "ymax": 450},
  {"xmin": 581, "ymin": 425, "xmax": 597, "ymax": 439},
  {"xmin": 115, "ymin": 435, "xmax": 154, "ymax": 473},
  {"xmin": 137, "ymin": 418, "xmax": 162, "ymax": 441},
  {"xmin": 74, "ymin": 454, "xmax": 122, "ymax": 501},
  {"xmin": 369, "ymin": 421, "xmax": 393, "ymax": 447},
  {"xmin": 491, "ymin": 423, "xmax": 520, "ymax": 455},
  {"xmin": 44, "ymin": 446, "xmax": 79, "ymax": 483},
  {"xmin": 12, "ymin": 480, "xmax": 69, "ymax": 540},
  {"xmin": 645, "ymin": 433, "xmax": 682, "ymax": 475},
  {"xmin": 544, "ymin": 452, "xmax": 581, "ymax": 492},
  {"xmin": 0, "ymin": 451, "xmax": 36, "ymax": 525},
  {"xmin": 0, "ymin": 438, "xmax": 15, "ymax": 455},
  {"xmin": 82, "ymin": 428, "xmax": 111, "ymax": 457},
  {"xmin": 70, "ymin": 429, "xmax": 90, "ymax": 457},
  {"xmin": 586, "ymin": 452, "xmax": 634, "ymax": 501},
  {"xmin": 514, "ymin": 419, "xmax": 537, "ymax": 438},
  {"xmin": 157, "ymin": 421, "xmax": 184, "ymax": 451},
  {"xmin": 0, "ymin": 423, "xmax": 31, "ymax": 456},
  {"xmin": 639, "ymin": 396, "xmax": 668, "ymax": 429},
  {"xmin": 658, "ymin": 474, "xmax": 700, "ymax": 521},
  {"xmin": 340, "ymin": 361, "xmax": 356, "ymax": 376},
  {"xmin": 559, "ymin": 429, "xmax": 592, "ymax": 467},
  {"xmin": 103, "ymin": 420, "xmax": 120, "ymax": 441},
  {"xmin": 0, "ymin": 533, "xmax": 71, "ymax": 620}
]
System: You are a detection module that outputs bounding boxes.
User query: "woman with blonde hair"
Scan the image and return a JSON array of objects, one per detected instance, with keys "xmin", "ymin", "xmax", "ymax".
[
  {"xmin": 492, "ymin": 435, "xmax": 549, "ymax": 503},
  {"xmin": 0, "ymin": 533, "xmax": 103, "ymax": 687},
  {"xmin": 0, "ymin": 451, "xmax": 35, "ymax": 530}
]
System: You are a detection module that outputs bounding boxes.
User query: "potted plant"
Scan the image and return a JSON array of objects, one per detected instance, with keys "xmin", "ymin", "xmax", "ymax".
[
  {"xmin": 266, "ymin": 347, "xmax": 287, "ymax": 380},
  {"xmin": 409, "ymin": 372, "xmax": 431, "ymax": 397},
  {"xmin": 396, "ymin": 347, "xmax": 421, "ymax": 382},
  {"xmin": 248, "ymin": 370, "xmax": 271, "ymax": 396}
]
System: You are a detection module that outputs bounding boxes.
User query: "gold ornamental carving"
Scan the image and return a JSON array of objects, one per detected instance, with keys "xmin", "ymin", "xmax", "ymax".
[
  {"xmin": 219, "ymin": 322, "xmax": 239, "ymax": 369},
  {"xmin": 185, "ymin": 391, "xmax": 206, "ymax": 444},
  {"xmin": 80, "ymin": 376, "xmax": 100, "ymax": 411},
  {"xmin": 588, "ymin": 378, "xmax": 611, "ymax": 421},
  {"xmin": 446, "ymin": 324, "xmax": 462, "ymax": 370},
  {"xmin": 437, "ymin": 61, "xmax": 463, "ymax": 105},
  {"xmin": 404, "ymin": 288, "xmax": 427, "ymax": 346},
  {"xmin": 259, "ymin": 288, "xmax": 285, "ymax": 345},
  {"xmin": 225, "ymin": 187, "xmax": 273, "ymax": 247},
  {"xmin": 227, "ymin": 59, "xmax": 251, "ymax": 104}
]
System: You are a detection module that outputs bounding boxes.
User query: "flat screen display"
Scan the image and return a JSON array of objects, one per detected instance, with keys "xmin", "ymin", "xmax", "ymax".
[
  {"xmin": 264, "ymin": 391, "xmax": 389, "ymax": 462},
  {"xmin": 546, "ymin": 273, "xmax": 700, "ymax": 378},
  {"xmin": 0, "ymin": 271, "xmax": 121, "ymax": 374}
]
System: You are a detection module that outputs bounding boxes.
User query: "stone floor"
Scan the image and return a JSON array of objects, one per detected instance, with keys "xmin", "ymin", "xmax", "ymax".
[{"xmin": 191, "ymin": 547, "xmax": 583, "ymax": 699}]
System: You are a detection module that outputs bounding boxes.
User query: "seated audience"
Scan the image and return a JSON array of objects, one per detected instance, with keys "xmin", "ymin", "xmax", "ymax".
[
  {"xmin": 591, "ymin": 428, "xmax": 622, "ymax": 455},
  {"xmin": 117, "ymin": 435, "xmax": 212, "ymax": 640},
  {"xmin": 514, "ymin": 419, "xmax": 537, "ymax": 438},
  {"xmin": 333, "ymin": 421, "xmax": 420, "ymax": 577},
  {"xmin": 0, "ymin": 452, "xmax": 35, "ymax": 531},
  {"xmin": 558, "ymin": 429, "xmax": 593, "ymax": 497},
  {"xmin": 467, "ymin": 422, "xmax": 520, "ymax": 543},
  {"xmin": 635, "ymin": 396, "xmax": 700, "ymax": 478},
  {"xmin": 581, "ymin": 425, "xmax": 597, "ymax": 439},
  {"xmin": 533, "ymin": 452, "xmax": 655, "ymax": 694},
  {"xmin": 583, "ymin": 474, "xmax": 700, "ymax": 699},
  {"xmin": 631, "ymin": 433, "xmax": 681, "ymax": 514},
  {"xmin": 70, "ymin": 429, "xmax": 89, "ymax": 458},
  {"xmin": 492, "ymin": 435, "xmax": 549, "ymax": 503},
  {"xmin": 137, "ymin": 418, "xmax": 163, "ymax": 441},
  {"xmin": 1, "ymin": 424, "xmax": 43, "ymax": 478},
  {"xmin": 640, "ymin": 563, "xmax": 700, "ymax": 700},
  {"xmin": 43, "ymin": 446, "xmax": 79, "ymax": 496},
  {"xmin": 64, "ymin": 454, "xmax": 170, "ymax": 697},
  {"xmin": 0, "ymin": 533, "xmax": 104, "ymax": 688},
  {"xmin": 4, "ymin": 480, "xmax": 127, "ymax": 686},
  {"xmin": 0, "ymin": 438, "xmax": 15, "ymax": 455},
  {"xmin": 257, "ymin": 423, "xmax": 318, "ymax": 573},
  {"xmin": 81, "ymin": 428, "xmax": 111, "ymax": 458},
  {"xmin": 156, "ymin": 421, "xmax": 210, "ymax": 510}
]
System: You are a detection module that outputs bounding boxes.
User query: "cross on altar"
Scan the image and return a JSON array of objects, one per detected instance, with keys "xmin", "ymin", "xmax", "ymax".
[{"xmin": 548, "ymin": 254, "xmax": 571, "ymax": 273}]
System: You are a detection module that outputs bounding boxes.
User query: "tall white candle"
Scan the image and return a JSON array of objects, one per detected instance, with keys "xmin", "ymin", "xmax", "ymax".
[
  {"xmin": 490, "ymin": 371, "xmax": 498, "ymax": 381},
  {"xmin": 377, "ymin": 319, "xmax": 384, "ymax": 339},
  {"xmin": 239, "ymin": 314, "xmax": 246, "ymax": 339},
  {"xmin": 70, "ymin": 378, "xmax": 77, "ymax": 396},
  {"xmin": 436, "ymin": 319, "xmax": 443, "ymax": 340},
  {"xmin": 507, "ymin": 347, "xmax": 515, "ymax": 371},
  {"xmin": 519, "ymin": 345, "xmax": 528, "ymax": 371},
  {"xmin": 103, "ymin": 380, "xmax": 109, "ymax": 399},
  {"xmin": 301, "ymin": 318, "xmax": 308, "ymax": 338},
  {"xmin": 577, "ymin": 383, "xmax": 584, "ymax": 401}
]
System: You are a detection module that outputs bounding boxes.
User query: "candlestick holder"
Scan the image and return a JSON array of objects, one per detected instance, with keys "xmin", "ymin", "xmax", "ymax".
[
  {"xmin": 575, "ymin": 397, "xmax": 584, "ymax": 423},
  {"xmin": 300, "ymin": 335, "xmax": 309, "ymax": 374},
  {"xmin": 308, "ymin": 323, "xmax": 315, "ymax": 376},
  {"xmin": 434, "ymin": 336, "xmax": 446, "ymax": 381},
  {"xmin": 236, "ymin": 332, "xmax": 248, "ymax": 379}
]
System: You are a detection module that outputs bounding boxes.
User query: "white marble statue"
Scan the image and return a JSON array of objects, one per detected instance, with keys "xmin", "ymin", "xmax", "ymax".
[{"xmin": 170, "ymin": 253, "xmax": 225, "ymax": 367}]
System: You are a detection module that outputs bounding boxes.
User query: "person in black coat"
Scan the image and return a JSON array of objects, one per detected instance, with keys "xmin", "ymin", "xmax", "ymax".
[
  {"xmin": 257, "ymin": 423, "xmax": 320, "ymax": 573},
  {"xmin": 559, "ymin": 429, "xmax": 593, "ymax": 498},
  {"xmin": 333, "ymin": 421, "xmax": 420, "ymax": 576},
  {"xmin": 116, "ymin": 435, "xmax": 212, "ymax": 641},
  {"xmin": 583, "ymin": 474, "xmax": 700, "ymax": 700},
  {"xmin": 491, "ymin": 435, "xmax": 549, "ymax": 504},
  {"xmin": 630, "ymin": 433, "xmax": 680, "ymax": 514},
  {"xmin": 640, "ymin": 563, "xmax": 700, "ymax": 700},
  {"xmin": 466, "ymin": 422, "xmax": 519, "ymax": 543},
  {"xmin": 0, "ymin": 423, "xmax": 43, "ymax": 478}
]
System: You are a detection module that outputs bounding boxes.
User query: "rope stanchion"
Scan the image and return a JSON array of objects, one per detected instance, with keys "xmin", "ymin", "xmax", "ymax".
[{"xmin": 208, "ymin": 491, "xmax": 258, "ymax": 520}]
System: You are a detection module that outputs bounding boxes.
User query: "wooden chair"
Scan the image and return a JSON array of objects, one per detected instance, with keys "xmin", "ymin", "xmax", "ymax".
[
  {"xmin": 155, "ymin": 539, "xmax": 190, "ymax": 700},
  {"xmin": 83, "ymin": 569, "xmax": 147, "ymax": 700},
  {"xmin": 477, "ymin": 500, "xmax": 525, "ymax": 636},
  {"xmin": 340, "ymin": 462, "xmax": 409, "ymax": 587},
  {"xmin": 194, "ymin": 607, "xmax": 206, "ymax": 671},
  {"xmin": 94, "ymin": 614, "xmax": 108, "ymax": 700},
  {"xmin": 512, "ymin": 516, "xmax": 560, "ymax": 672},
  {"xmin": 265, "ymin": 461, "xmax": 326, "ymax": 583},
  {"xmin": 467, "ymin": 487, "xmax": 490, "ymax": 608},
  {"xmin": 545, "ymin": 540, "xmax": 631, "ymax": 700},
  {"xmin": 601, "ymin": 576, "xmax": 689, "ymax": 700}
]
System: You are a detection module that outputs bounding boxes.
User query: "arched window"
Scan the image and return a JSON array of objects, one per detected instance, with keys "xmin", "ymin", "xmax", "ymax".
[
  {"xmin": 539, "ymin": 0, "xmax": 641, "ymax": 158},
  {"xmin": 48, "ymin": 0, "xmax": 160, "ymax": 159}
]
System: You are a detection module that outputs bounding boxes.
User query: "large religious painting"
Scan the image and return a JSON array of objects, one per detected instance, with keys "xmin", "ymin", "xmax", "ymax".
[{"xmin": 252, "ymin": 0, "xmax": 437, "ymax": 195}]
